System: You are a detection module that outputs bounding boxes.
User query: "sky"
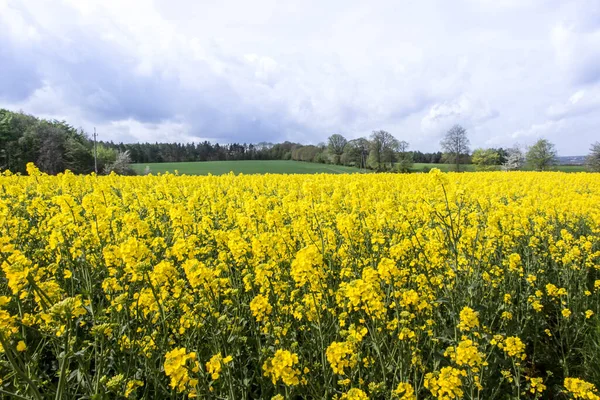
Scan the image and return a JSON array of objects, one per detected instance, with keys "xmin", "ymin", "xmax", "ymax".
[{"xmin": 0, "ymin": 0, "xmax": 599, "ymax": 155}]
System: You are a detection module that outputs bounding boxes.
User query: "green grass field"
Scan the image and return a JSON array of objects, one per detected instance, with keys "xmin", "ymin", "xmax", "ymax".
[
  {"xmin": 131, "ymin": 160, "xmax": 364, "ymax": 175},
  {"xmin": 411, "ymin": 163, "xmax": 586, "ymax": 172},
  {"xmin": 132, "ymin": 160, "xmax": 587, "ymax": 175},
  {"xmin": 410, "ymin": 163, "xmax": 477, "ymax": 172}
]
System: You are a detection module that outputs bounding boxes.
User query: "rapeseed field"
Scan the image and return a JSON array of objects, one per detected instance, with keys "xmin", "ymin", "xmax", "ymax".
[{"xmin": 1, "ymin": 164, "xmax": 599, "ymax": 399}]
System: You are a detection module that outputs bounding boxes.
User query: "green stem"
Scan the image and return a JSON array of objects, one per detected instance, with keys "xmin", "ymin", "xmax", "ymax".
[
  {"xmin": 55, "ymin": 321, "xmax": 71, "ymax": 400},
  {"xmin": 0, "ymin": 333, "xmax": 43, "ymax": 400}
]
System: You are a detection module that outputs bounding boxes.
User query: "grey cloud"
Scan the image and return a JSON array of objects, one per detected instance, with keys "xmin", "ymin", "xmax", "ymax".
[
  {"xmin": 0, "ymin": 34, "xmax": 43, "ymax": 102},
  {"xmin": 1, "ymin": 0, "xmax": 599, "ymax": 154}
]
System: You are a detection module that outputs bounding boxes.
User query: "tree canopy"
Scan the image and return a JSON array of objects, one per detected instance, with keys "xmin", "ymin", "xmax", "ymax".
[
  {"xmin": 441, "ymin": 124, "xmax": 470, "ymax": 172},
  {"xmin": 585, "ymin": 142, "xmax": 600, "ymax": 172},
  {"xmin": 472, "ymin": 148, "xmax": 500, "ymax": 171},
  {"xmin": 526, "ymin": 139, "xmax": 557, "ymax": 171}
]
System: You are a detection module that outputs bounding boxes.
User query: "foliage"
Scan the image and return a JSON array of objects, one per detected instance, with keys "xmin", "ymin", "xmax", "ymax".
[
  {"xmin": 96, "ymin": 144, "xmax": 118, "ymax": 172},
  {"xmin": 1, "ymin": 167, "xmax": 600, "ymax": 399},
  {"xmin": 526, "ymin": 139, "xmax": 557, "ymax": 171},
  {"xmin": 585, "ymin": 142, "xmax": 600, "ymax": 172},
  {"xmin": 441, "ymin": 125, "xmax": 470, "ymax": 172},
  {"xmin": 0, "ymin": 109, "xmax": 93, "ymax": 174},
  {"xmin": 396, "ymin": 140, "xmax": 413, "ymax": 173},
  {"xmin": 471, "ymin": 148, "xmax": 500, "ymax": 171},
  {"xmin": 368, "ymin": 130, "xmax": 400, "ymax": 171},
  {"xmin": 342, "ymin": 138, "xmax": 370, "ymax": 170},
  {"xmin": 328, "ymin": 134, "xmax": 348, "ymax": 165}
]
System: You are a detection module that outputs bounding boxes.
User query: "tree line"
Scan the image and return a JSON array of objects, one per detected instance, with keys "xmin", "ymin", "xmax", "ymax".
[{"xmin": 1, "ymin": 108, "xmax": 599, "ymax": 175}]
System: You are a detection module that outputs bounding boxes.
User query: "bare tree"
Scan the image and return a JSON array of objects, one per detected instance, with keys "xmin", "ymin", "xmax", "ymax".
[{"xmin": 441, "ymin": 124, "xmax": 470, "ymax": 172}]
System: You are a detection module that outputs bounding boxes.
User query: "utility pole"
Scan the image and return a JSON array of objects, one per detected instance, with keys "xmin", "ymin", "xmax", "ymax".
[{"xmin": 93, "ymin": 127, "xmax": 98, "ymax": 174}]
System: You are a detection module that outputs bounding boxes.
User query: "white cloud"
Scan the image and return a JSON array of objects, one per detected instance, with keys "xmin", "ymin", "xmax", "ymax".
[
  {"xmin": 547, "ymin": 85, "xmax": 600, "ymax": 119},
  {"xmin": 0, "ymin": 0, "xmax": 598, "ymax": 154},
  {"xmin": 421, "ymin": 95, "xmax": 499, "ymax": 134}
]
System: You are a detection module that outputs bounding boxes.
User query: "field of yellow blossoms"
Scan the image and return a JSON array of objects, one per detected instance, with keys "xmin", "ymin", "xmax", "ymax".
[{"xmin": 1, "ymin": 163, "xmax": 600, "ymax": 399}]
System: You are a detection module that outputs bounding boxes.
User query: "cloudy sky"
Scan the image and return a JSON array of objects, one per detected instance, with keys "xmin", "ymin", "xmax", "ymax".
[{"xmin": 1, "ymin": 0, "xmax": 599, "ymax": 154}]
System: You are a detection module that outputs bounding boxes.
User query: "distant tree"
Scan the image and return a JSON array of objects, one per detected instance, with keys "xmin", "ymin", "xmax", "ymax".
[
  {"xmin": 292, "ymin": 145, "xmax": 321, "ymax": 162},
  {"xmin": 441, "ymin": 125, "xmax": 470, "ymax": 172},
  {"xmin": 327, "ymin": 134, "xmax": 347, "ymax": 165},
  {"xmin": 494, "ymin": 147, "xmax": 509, "ymax": 165},
  {"xmin": 502, "ymin": 145, "xmax": 525, "ymax": 171},
  {"xmin": 96, "ymin": 144, "xmax": 118, "ymax": 172},
  {"xmin": 37, "ymin": 125, "xmax": 67, "ymax": 175},
  {"xmin": 471, "ymin": 148, "xmax": 500, "ymax": 171},
  {"xmin": 342, "ymin": 138, "xmax": 370, "ymax": 170},
  {"xmin": 369, "ymin": 130, "xmax": 399, "ymax": 170},
  {"xmin": 397, "ymin": 140, "xmax": 413, "ymax": 173},
  {"xmin": 64, "ymin": 130, "xmax": 94, "ymax": 174},
  {"xmin": 526, "ymin": 139, "xmax": 557, "ymax": 171},
  {"xmin": 585, "ymin": 142, "xmax": 600, "ymax": 172},
  {"xmin": 105, "ymin": 150, "xmax": 135, "ymax": 175},
  {"xmin": 0, "ymin": 110, "xmax": 16, "ymax": 170}
]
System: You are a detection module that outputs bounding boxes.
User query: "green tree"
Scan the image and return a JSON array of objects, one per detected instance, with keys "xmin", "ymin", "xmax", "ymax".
[
  {"xmin": 526, "ymin": 139, "xmax": 557, "ymax": 171},
  {"xmin": 0, "ymin": 110, "xmax": 15, "ymax": 170},
  {"xmin": 397, "ymin": 140, "xmax": 413, "ymax": 173},
  {"xmin": 65, "ymin": 131, "xmax": 94, "ymax": 174},
  {"xmin": 441, "ymin": 125, "xmax": 470, "ymax": 172},
  {"xmin": 342, "ymin": 138, "xmax": 370, "ymax": 170},
  {"xmin": 471, "ymin": 148, "xmax": 500, "ymax": 171},
  {"xmin": 327, "ymin": 134, "xmax": 347, "ymax": 165},
  {"xmin": 585, "ymin": 142, "xmax": 600, "ymax": 172},
  {"xmin": 369, "ymin": 130, "xmax": 399, "ymax": 171},
  {"xmin": 96, "ymin": 144, "xmax": 118, "ymax": 172}
]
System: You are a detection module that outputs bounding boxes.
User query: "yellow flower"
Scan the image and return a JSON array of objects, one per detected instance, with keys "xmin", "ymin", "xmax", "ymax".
[
  {"xmin": 425, "ymin": 367, "xmax": 466, "ymax": 400},
  {"xmin": 457, "ymin": 307, "xmax": 479, "ymax": 332},
  {"xmin": 16, "ymin": 341, "xmax": 26, "ymax": 352},
  {"xmin": 503, "ymin": 336, "xmax": 526, "ymax": 360},
  {"xmin": 585, "ymin": 310, "xmax": 594, "ymax": 319},
  {"xmin": 562, "ymin": 308, "xmax": 572, "ymax": 319},
  {"xmin": 206, "ymin": 353, "xmax": 232, "ymax": 380},
  {"xmin": 250, "ymin": 294, "xmax": 272, "ymax": 322},
  {"xmin": 445, "ymin": 339, "xmax": 483, "ymax": 368},
  {"xmin": 393, "ymin": 382, "xmax": 416, "ymax": 400},
  {"xmin": 263, "ymin": 350, "xmax": 301, "ymax": 386},
  {"xmin": 164, "ymin": 348, "xmax": 198, "ymax": 393},
  {"xmin": 125, "ymin": 380, "xmax": 144, "ymax": 398},
  {"xmin": 564, "ymin": 377, "xmax": 600, "ymax": 399},
  {"xmin": 527, "ymin": 377, "xmax": 545, "ymax": 394},
  {"xmin": 326, "ymin": 341, "xmax": 357, "ymax": 375},
  {"xmin": 340, "ymin": 388, "xmax": 369, "ymax": 400}
]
